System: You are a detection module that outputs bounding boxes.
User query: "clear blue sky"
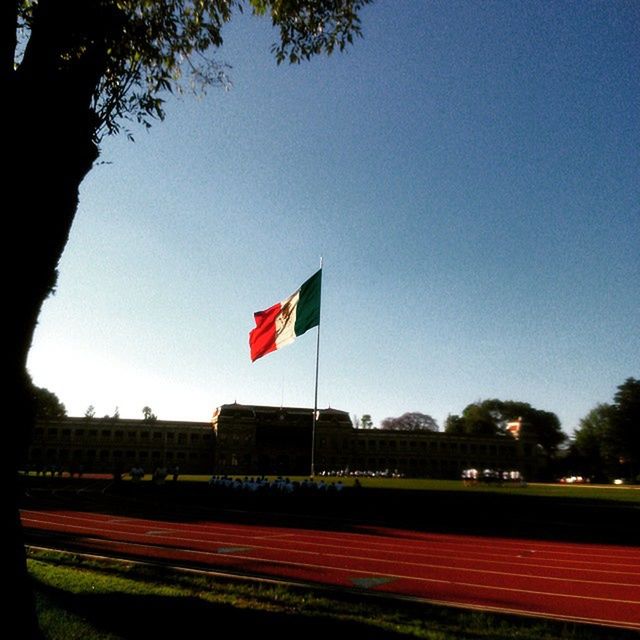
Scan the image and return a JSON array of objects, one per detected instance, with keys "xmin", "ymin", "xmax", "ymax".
[{"xmin": 27, "ymin": 1, "xmax": 639, "ymax": 435}]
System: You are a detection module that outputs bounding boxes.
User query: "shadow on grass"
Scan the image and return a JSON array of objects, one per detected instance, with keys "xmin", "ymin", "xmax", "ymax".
[{"xmin": 35, "ymin": 579, "xmax": 410, "ymax": 640}]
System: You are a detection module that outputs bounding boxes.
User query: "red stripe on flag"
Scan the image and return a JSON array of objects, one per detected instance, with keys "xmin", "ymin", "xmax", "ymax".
[{"xmin": 249, "ymin": 302, "xmax": 282, "ymax": 362}]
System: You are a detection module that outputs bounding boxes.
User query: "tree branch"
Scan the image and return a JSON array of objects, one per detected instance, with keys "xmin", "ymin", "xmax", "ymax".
[{"xmin": 0, "ymin": 0, "xmax": 18, "ymax": 80}]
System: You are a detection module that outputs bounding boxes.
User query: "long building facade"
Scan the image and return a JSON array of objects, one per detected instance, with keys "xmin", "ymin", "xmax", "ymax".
[
  {"xmin": 26, "ymin": 403, "xmax": 544, "ymax": 479},
  {"xmin": 212, "ymin": 403, "xmax": 543, "ymax": 479},
  {"xmin": 27, "ymin": 416, "xmax": 214, "ymax": 474}
]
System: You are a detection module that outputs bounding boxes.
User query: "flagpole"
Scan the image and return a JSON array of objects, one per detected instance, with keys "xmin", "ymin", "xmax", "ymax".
[{"xmin": 310, "ymin": 257, "xmax": 323, "ymax": 477}]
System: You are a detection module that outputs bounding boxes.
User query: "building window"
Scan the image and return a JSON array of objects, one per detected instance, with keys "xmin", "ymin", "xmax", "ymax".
[{"xmin": 153, "ymin": 432, "xmax": 162, "ymax": 440}]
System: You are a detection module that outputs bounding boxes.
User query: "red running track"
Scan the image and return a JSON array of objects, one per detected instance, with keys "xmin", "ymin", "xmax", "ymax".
[{"xmin": 21, "ymin": 508, "xmax": 640, "ymax": 630}]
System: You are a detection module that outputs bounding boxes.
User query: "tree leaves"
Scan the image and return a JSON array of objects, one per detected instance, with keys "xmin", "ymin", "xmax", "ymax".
[
  {"xmin": 380, "ymin": 412, "xmax": 439, "ymax": 432},
  {"xmin": 14, "ymin": 0, "xmax": 371, "ymax": 141}
]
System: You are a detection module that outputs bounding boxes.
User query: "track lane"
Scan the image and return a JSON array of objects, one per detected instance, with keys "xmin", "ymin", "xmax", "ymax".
[{"xmin": 21, "ymin": 508, "xmax": 640, "ymax": 630}]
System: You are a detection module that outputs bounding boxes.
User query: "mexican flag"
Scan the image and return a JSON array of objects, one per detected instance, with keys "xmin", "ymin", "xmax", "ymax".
[{"xmin": 249, "ymin": 269, "xmax": 322, "ymax": 362}]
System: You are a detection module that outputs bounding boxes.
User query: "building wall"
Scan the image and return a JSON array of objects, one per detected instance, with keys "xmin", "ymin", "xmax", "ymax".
[
  {"xmin": 212, "ymin": 404, "xmax": 542, "ymax": 479},
  {"xmin": 26, "ymin": 405, "xmax": 543, "ymax": 479},
  {"xmin": 27, "ymin": 417, "xmax": 214, "ymax": 474}
]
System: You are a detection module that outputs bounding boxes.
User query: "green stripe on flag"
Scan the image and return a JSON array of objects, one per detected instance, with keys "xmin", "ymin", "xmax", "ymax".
[{"xmin": 294, "ymin": 268, "xmax": 321, "ymax": 337}]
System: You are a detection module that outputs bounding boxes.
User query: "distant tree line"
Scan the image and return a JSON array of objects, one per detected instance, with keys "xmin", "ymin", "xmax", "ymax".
[
  {"xmin": 567, "ymin": 378, "xmax": 639, "ymax": 482},
  {"xmin": 31, "ymin": 386, "xmax": 157, "ymax": 424},
  {"xmin": 444, "ymin": 399, "xmax": 565, "ymax": 456}
]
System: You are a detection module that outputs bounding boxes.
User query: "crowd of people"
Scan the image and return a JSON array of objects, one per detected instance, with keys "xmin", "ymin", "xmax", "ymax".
[
  {"xmin": 316, "ymin": 468, "xmax": 404, "ymax": 478},
  {"xmin": 128, "ymin": 465, "xmax": 180, "ymax": 484},
  {"xmin": 461, "ymin": 468, "xmax": 525, "ymax": 486},
  {"xmin": 208, "ymin": 475, "xmax": 347, "ymax": 495}
]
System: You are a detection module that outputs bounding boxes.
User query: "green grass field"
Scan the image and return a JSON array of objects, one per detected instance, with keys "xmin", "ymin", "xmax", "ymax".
[
  {"xmin": 175, "ymin": 475, "xmax": 640, "ymax": 502},
  {"xmin": 29, "ymin": 549, "xmax": 635, "ymax": 640},
  {"xmin": 24, "ymin": 470, "xmax": 640, "ymax": 503}
]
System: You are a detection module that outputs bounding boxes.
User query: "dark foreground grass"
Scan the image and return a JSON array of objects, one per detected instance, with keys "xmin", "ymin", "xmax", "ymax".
[{"xmin": 29, "ymin": 549, "xmax": 634, "ymax": 640}]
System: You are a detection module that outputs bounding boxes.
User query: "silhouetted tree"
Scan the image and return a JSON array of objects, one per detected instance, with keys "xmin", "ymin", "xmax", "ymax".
[
  {"xmin": 360, "ymin": 414, "xmax": 373, "ymax": 429},
  {"xmin": 30, "ymin": 383, "xmax": 67, "ymax": 420},
  {"xmin": 381, "ymin": 412, "xmax": 438, "ymax": 432},
  {"xmin": 142, "ymin": 405, "xmax": 157, "ymax": 422},
  {"xmin": 443, "ymin": 414, "xmax": 466, "ymax": 435},
  {"xmin": 4, "ymin": 3, "xmax": 370, "ymax": 636},
  {"xmin": 445, "ymin": 399, "xmax": 565, "ymax": 454},
  {"xmin": 444, "ymin": 403, "xmax": 497, "ymax": 437},
  {"xmin": 572, "ymin": 378, "xmax": 640, "ymax": 481},
  {"xmin": 572, "ymin": 403, "xmax": 616, "ymax": 481},
  {"xmin": 611, "ymin": 377, "xmax": 640, "ymax": 480}
]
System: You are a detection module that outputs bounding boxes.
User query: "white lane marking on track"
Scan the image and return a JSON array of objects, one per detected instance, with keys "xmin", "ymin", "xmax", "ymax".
[
  {"xmin": 146, "ymin": 530, "xmax": 176, "ymax": 536},
  {"xmin": 59, "ymin": 535, "xmax": 640, "ymax": 609},
  {"xmin": 251, "ymin": 533, "xmax": 297, "ymax": 540},
  {"xmin": 21, "ymin": 514, "xmax": 640, "ymax": 588},
  {"xmin": 23, "ymin": 514, "xmax": 640, "ymax": 602},
  {"xmin": 21, "ymin": 508, "xmax": 640, "ymax": 560},
  {"xmin": 25, "ymin": 543, "xmax": 640, "ymax": 631},
  {"xmin": 22, "ymin": 510, "xmax": 640, "ymax": 562}
]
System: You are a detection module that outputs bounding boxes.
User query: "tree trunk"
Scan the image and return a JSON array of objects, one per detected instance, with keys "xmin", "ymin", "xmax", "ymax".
[
  {"xmin": 5, "ymin": 2, "xmax": 120, "ymax": 636},
  {"xmin": 7, "ymin": 92, "xmax": 99, "ymax": 640}
]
